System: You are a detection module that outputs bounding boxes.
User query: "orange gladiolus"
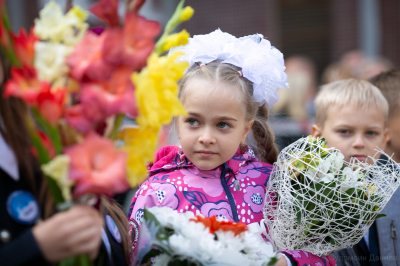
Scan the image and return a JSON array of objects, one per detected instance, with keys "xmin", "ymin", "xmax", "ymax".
[{"xmin": 190, "ymin": 215, "xmax": 248, "ymax": 236}]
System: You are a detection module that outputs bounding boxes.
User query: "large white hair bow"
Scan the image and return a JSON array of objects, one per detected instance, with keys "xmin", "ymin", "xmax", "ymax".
[{"xmin": 170, "ymin": 29, "xmax": 289, "ymax": 107}]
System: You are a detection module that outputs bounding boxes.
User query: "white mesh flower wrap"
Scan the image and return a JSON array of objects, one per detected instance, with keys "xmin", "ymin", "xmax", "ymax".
[
  {"xmin": 170, "ymin": 29, "xmax": 289, "ymax": 107},
  {"xmin": 263, "ymin": 136, "xmax": 400, "ymax": 256}
]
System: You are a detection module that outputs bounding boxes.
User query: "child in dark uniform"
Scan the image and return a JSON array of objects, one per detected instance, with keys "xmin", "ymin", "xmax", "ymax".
[{"xmin": 0, "ymin": 50, "xmax": 130, "ymax": 265}]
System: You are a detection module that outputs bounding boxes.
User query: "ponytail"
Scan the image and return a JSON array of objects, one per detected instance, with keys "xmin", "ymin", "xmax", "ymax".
[
  {"xmin": 251, "ymin": 104, "xmax": 278, "ymax": 164},
  {"xmin": 101, "ymin": 196, "xmax": 131, "ymax": 264}
]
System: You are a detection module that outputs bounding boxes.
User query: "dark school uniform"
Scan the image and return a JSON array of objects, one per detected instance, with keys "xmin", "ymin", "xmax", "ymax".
[
  {"xmin": 0, "ymin": 133, "xmax": 128, "ymax": 266},
  {"xmin": 332, "ymin": 154, "xmax": 400, "ymax": 266}
]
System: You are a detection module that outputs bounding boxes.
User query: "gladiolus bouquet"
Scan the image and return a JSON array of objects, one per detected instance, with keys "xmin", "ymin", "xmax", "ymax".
[
  {"xmin": 0, "ymin": 0, "xmax": 193, "ymax": 264},
  {"xmin": 134, "ymin": 207, "xmax": 277, "ymax": 266},
  {"xmin": 263, "ymin": 136, "xmax": 400, "ymax": 256}
]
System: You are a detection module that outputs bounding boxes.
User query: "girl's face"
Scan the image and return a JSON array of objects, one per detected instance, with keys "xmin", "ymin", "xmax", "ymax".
[{"xmin": 177, "ymin": 79, "xmax": 253, "ymax": 170}]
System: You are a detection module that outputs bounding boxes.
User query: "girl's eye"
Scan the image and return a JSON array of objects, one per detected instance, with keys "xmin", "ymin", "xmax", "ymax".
[
  {"xmin": 187, "ymin": 119, "xmax": 199, "ymax": 126},
  {"xmin": 217, "ymin": 122, "xmax": 230, "ymax": 129},
  {"xmin": 366, "ymin": 131, "xmax": 377, "ymax": 136}
]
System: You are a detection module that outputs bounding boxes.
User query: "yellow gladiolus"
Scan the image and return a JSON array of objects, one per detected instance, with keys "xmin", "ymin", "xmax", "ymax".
[
  {"xmin": 161, "ymin": 29, "xmax": 190, "ymax": 53},
  {"xmin": 41, "ymin": 155, "xmax": 74, "ymax": 201},
  {"xmin": 133, "ymin": 51, "xmax": 188, "ymax": 129},
  {"xmin": 180, "ymin": 6, "xmax": 194, "ymax": 22},
  {"xmin": 119, "ymin": 126, "xmax": 159, "ymax": 187}
]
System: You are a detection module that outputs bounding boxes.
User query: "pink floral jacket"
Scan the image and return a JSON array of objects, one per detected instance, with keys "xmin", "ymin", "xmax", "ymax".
[{"xmin": 128, "ymin": 145, "xmax": 336, "ymax": 266}]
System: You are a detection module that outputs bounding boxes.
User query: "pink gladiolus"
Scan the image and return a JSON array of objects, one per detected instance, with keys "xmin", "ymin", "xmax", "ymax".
[
  {"xmin": 65, "ymin": 132, "xmax": 129, "ymax": 197},
  {"xmin": 80, "ymin": 65, "xmax": 138, "ymax": 117},
  {"xmin": 64, "ymin": 105, "xmax": 95, "ymax": 133},
  {"xmin": 89, "ymin": 0, "xmax": 119, "ymax": 27},
  {"xmin": 102, "ymin": 12, "xmax": 161, "ymax": 70},
  {"xmin": 65, "ymin": 65, "xmax": 138, "ymax": 132},
  {"xmin": 67, "ymin": 31, "xmax": 114, "ymax": 82}
]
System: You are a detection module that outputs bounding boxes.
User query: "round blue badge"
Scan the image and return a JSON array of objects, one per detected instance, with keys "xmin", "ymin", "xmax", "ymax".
[
  {"xmin": 6, "ymin": 190, "xmax": 39, "ymax": 225},
  {"xmin": 106, "ymin": 215, "xmax": 121, "ymax": 243}
]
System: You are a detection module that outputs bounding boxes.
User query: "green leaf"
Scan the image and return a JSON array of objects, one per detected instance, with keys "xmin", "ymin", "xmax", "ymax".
[
  {"xmin": 375, "ymin": 214, "xmax": 387, "ymax": 219},
  {"xmin": 58, "ymin": 255, "xmax": 93, "ymax": 266},
  {"xmin": 345, "ymin": 188, "xmax": 356, "ymax": 196},
  {"xmin": 32, "ymin": 108, "xmax": 63, "ymax": 155},
  {"xmin": 44, "ymin": 175, "xmax": 64, "ymax": 204},
  {"xmin": 297, "ymin": 211, "xmax": 302, "ymax": 225},
  {"xmin": 143, "ymin": 209, "xmax": 161, "ymax": 227},
  {"xmin": 30, "ymin": 130, "xmax": 51, "ymax": 164},
  {"xmin": 267, "ymin": 257, "xmax": 278, "ymax": 266}
]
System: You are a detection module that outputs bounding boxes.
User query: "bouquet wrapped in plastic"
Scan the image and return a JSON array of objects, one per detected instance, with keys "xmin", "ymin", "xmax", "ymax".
[
  {"xmin": 263, "ymin": 136, "xmax": 400, "ymax": 256},
  {"xmin": 134, "ymin": 207, "xmax": 277, "ymax": 266}
]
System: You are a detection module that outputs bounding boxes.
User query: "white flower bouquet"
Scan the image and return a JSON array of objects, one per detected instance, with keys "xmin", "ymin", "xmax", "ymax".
[
  {"xmin": 263, "ymin": 136, "xmax": 400, "ymax": 256},
  {"xmin": 134, "ymin": 207, "xmax": 277, "ymax": 266}
]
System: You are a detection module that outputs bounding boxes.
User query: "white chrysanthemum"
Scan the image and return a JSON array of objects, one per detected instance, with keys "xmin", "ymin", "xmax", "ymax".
[
  {"xmin": 34, "ymin": 41, "xmax": 73, "ymax": 82},
  {"xmin": 152, "ymin": 254, "xmax": 171, "ymax": 266}
]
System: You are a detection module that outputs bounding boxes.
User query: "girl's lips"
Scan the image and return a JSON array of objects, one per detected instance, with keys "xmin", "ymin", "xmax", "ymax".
[
  {"xmin": 196, "ymin": 151, "xmax": 217, "ymax": 158},
  {"xmin": 351, "ymin": 155, "xmax": 367, "ymax": 161}
]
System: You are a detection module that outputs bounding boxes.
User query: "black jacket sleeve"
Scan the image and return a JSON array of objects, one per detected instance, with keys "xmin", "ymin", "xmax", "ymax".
[{"xmin": 0, "ymin": 229, "xmax": 50, "ymax": 266}]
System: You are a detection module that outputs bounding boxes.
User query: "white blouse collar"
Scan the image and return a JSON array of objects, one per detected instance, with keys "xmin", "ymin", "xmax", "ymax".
[{"xmin": 0, "ymin": 131, "xmax": 19, "ymax": 181}]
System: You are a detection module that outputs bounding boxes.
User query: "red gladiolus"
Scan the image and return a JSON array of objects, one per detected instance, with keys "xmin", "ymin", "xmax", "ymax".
[
  {"xmin": 37, "ymin": 85, "xmax": 66, "ymax": 125},
  {"xmin": 65, "ymin": 132, "xmax": 129, "ymax": 197},
  {"xmin": 12, "ymin": 27, "xmax": 38, "ymax": 67},
  {"xmin": 89, "ymin": 0, "xmax": 119, "ymax": 27},
  {"xmin": 31, "ymin": 130, "xmax": 56, "ymax": 158},
  {"xmin": 4, "ymin": 66, "xmax": 46, "ymax": 104},
  {"xmin": 102, "ymin": 12, "xmax": 161, "ymax": 70}
]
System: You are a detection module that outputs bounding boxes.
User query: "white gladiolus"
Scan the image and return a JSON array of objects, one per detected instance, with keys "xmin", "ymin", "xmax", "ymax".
[{"xmin": 34, "ymin": 42, "xmax": 73, "ymax": 82}]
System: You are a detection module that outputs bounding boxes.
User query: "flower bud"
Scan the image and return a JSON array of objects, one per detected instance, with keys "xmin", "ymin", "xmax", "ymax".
[{"xmin": 180, "ymin": 6, "xmax": 194, "ymax": 22}]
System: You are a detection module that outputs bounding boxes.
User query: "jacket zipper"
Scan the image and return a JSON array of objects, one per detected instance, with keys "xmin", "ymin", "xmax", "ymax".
[
  {"xmin": 392, "ymin": 220, "xmax": 399, "ymax": 266},
  {"xmin": 220, "ymin": 163, "xmax": 240, "ymax": 222}
]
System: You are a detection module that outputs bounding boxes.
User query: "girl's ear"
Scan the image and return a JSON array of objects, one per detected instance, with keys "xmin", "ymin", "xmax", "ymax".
[{"xmin": 241, "ymin": 119, "xmax": 254, "ymax": 144}]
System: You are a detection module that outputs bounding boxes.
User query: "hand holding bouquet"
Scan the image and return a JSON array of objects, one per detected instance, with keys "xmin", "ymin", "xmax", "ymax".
[
  {"xmin": 263, "ymin": 136, "xmax": 400, "ymax": 256},
  {"xmin": 134, "ymin": 207, "xmax": 277, "ymax": 266}
]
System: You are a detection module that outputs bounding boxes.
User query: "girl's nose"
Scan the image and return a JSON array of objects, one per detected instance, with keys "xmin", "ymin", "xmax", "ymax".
[
  {"xmin": 198, "ymin": 127, "xmax": 216, "ymax": 145},
  {"xmin": 352, "ymin": 134, "xmax": 366, "ymax": 149}
]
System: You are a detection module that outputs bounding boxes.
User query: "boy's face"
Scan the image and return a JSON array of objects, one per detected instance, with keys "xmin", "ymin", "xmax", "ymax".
[{"xmin": 311, "ymin": 105, "xmax": 388, "ymax": 163}]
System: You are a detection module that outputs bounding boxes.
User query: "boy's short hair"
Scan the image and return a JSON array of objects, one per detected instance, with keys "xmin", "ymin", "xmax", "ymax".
[
  {"xmin": 315, "ymin": 78, "xmax": 389, "ymax": 126},
  {"xmin": 369, "ymin": 69, "xmax": 400, "ymax": 118}
]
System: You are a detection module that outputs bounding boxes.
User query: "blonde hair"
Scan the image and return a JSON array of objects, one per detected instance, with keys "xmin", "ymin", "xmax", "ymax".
[
  {"xmin": 178, "ymin": 60, "xmax": 279, "ymax": 164},
  {"xmin": 315, "ymin": 78, "xmax": 389, "ymax": 126}
]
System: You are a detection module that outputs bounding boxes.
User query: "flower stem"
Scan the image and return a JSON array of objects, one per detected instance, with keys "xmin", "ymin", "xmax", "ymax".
[{"xmin": 110, "ymin": 114, "xmax": 124, "ymax": 140}]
